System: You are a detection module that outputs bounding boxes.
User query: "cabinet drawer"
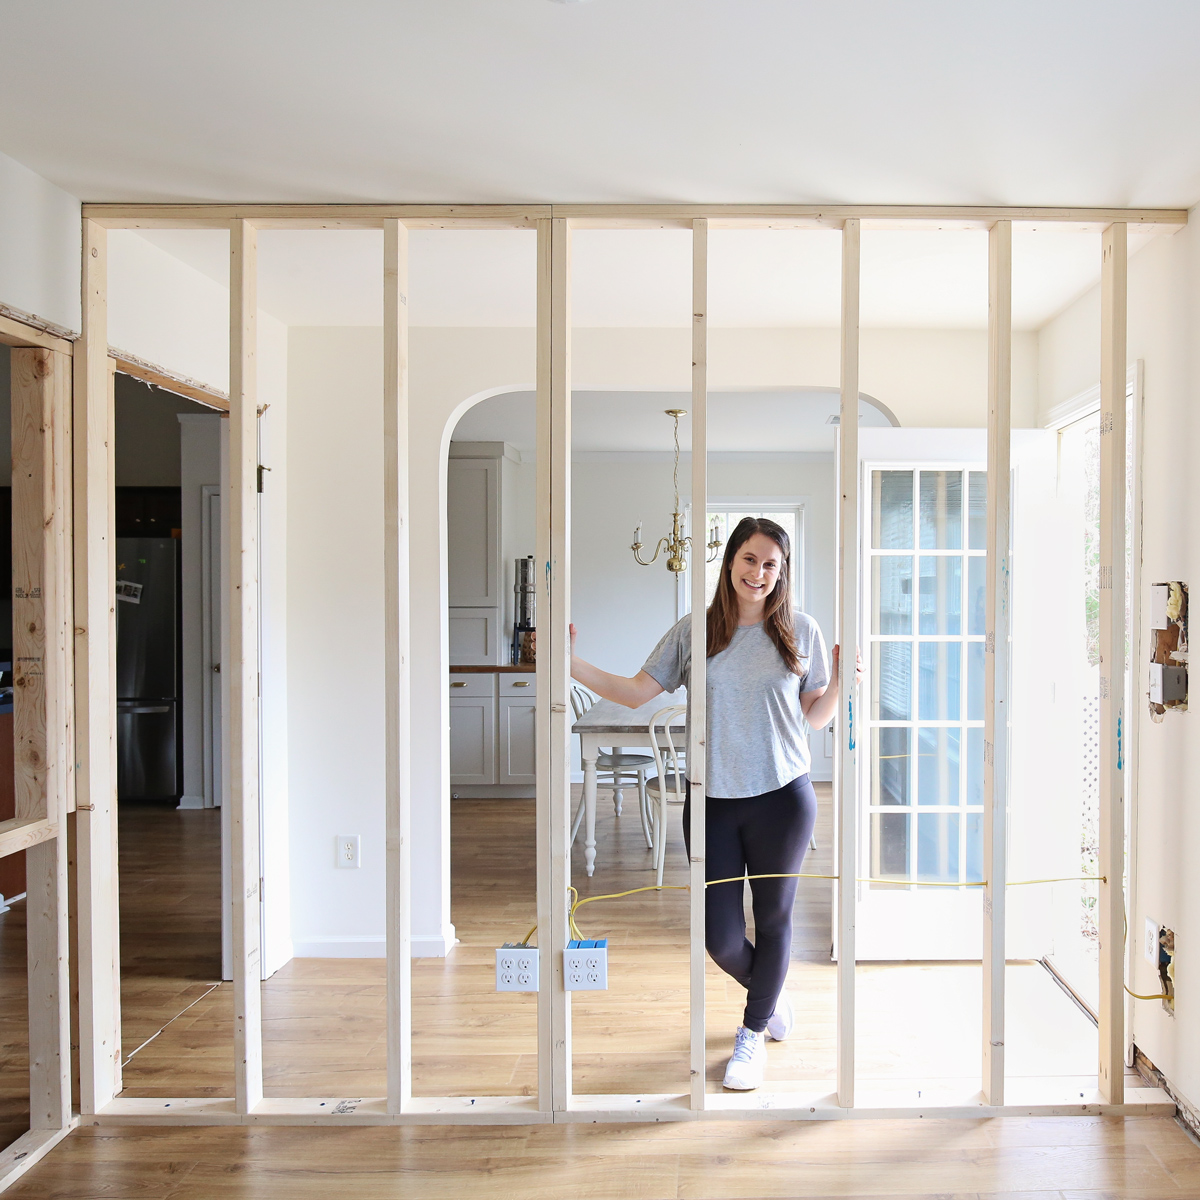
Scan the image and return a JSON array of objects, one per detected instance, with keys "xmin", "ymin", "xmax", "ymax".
[
  {"xmin": 449, "ymin": 672, "xmax": 496, "ymax": 698},
  {"xmin": 499, "ymin": 674, "xmax": 537, "ymax": 698}
]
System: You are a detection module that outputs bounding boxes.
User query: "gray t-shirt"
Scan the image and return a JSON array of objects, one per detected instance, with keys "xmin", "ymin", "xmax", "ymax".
[{"xmin": 641, "ymin": 611, "xmax": 829, "ymax": 799}]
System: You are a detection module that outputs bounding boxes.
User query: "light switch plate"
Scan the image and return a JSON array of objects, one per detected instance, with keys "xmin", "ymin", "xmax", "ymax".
[{"xmin": 336, "ymin": 835, "xmax": 361, "ymax": 869}]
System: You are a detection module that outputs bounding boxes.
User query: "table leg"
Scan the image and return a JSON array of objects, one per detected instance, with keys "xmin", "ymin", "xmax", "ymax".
[{"xmin": 582, "ymin": 751, "xmax": 598, "ymax": 877}]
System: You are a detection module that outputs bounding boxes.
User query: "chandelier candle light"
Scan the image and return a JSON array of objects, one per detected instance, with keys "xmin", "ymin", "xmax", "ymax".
[{"xmin": 630, "ymin": 409, "xmax": 724, "ymax": 575}]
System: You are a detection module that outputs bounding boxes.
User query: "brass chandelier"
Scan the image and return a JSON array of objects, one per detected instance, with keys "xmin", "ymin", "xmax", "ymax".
[{"xmin": 630, "ymin": 409, "xmax": 723, "ymax": 574}]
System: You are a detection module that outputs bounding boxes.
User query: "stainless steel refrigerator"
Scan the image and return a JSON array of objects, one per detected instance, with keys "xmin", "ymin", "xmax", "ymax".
[{"xmin": 116, "ymin": 537, "xmax": 179, "ymax": 800}]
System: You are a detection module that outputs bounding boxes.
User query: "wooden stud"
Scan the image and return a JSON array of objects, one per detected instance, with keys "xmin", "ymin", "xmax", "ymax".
[
  {"xmin": 11, "ymin": 346, "xmax": 73, "ymax": 1134},
  {"xmin": 1098, "ymin": 222, "xmax": 1128, "ymax": 1106},
  {"xmin": 229, "ymin": 219, "xmax": 264, "ymax": 1113},
  {"xmin": 383, "ymin": 219, "xmax": 412, "ymax": 1111},
  {"xmin": 111, "ymin": 351, "xmax": 229, "ymax": 412},
  {"xmin": 535, "ymin": 217, "xmax": 572, "ymax": 1112},
  {"xmin": 835, "ymin": 218, "xmax": 860, "ymax": 1110},
  {"xmin": 73, "ymin": 221, "xmax": 122, "ymax": 1114},
  {"xmin": 0, "ymin": 308, "xmax": 73, "ymax": 354},
  {"xmin": 983, "ymin": 220, "xmax": 1012, "ymax": 1105},
  {"xmin": 79, "ymin": 202, "xmax": 1189, "ymax": 232},
  {"xmin": 689, "ymin": 219, "xmax": 708, "ymax": 1112}
]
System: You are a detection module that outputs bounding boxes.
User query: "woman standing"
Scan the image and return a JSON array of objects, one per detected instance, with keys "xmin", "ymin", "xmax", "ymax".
[{"xmin": 570, "ymin": 516, "xmax": 854, "ymax": 1090}]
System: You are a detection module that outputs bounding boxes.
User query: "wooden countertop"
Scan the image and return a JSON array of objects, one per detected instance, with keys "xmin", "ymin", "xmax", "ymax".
[{"xmin": 450, "ymin": 664, "xmax": 536, "ymax": 674}]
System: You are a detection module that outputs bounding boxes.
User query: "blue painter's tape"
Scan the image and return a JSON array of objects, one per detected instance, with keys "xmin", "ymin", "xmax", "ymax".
[
  {"xmin": 1117, "ymin": 714, "xmax": 1123, "ymax": 771},
  {"xmin": 847, "ymin": 695, "xmax": 855, "ymax": 752}
]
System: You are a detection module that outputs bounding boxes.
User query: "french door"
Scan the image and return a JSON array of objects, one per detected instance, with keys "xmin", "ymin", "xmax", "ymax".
[{"xmin": 855, "ymin": 428, "xmax": 1077, "ymax": 961}]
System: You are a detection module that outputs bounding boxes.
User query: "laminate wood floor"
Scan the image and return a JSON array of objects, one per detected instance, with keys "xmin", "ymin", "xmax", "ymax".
[{"xmin": 6, "ymin": 791, "xmax": 1200, "ymax": 1197}]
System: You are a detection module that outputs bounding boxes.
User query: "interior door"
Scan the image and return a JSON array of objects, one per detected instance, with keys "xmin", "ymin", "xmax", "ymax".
[{"xmin": 855, "ymin": 428, "xmax": 1075, "ymax": 961}]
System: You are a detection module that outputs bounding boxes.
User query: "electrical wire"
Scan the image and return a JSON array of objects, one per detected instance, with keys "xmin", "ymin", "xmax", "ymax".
[{"xmin": 517, "ymin": 874, "xmax": 1109, "ymax": 945}]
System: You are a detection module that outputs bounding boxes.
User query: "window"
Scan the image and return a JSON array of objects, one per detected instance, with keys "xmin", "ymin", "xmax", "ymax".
[
  {"xmin": 866, "ymin": 468, "xmax": 986, "ymax": 886},
  {"xmin": 703, "ymin": 505, "xmax": 804, "ymax": 610}
]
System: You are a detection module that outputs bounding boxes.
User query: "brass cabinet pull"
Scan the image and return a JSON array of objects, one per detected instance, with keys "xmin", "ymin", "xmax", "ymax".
[
  {"xmin": 450, "ymin": 681, "xmax": 467, "ymax": 688},
  {"xmin": 512, "ymin": 680, "xmax": 531, "ymax": 687}
]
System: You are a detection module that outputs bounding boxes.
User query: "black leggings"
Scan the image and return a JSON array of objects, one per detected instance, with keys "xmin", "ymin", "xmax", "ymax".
[{"xmin": 683, "ymin": 775, "xmax": 818, "ymax": 1033}]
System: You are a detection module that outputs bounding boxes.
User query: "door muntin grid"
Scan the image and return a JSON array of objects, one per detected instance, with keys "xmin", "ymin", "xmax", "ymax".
[{"xmin": 866, "ymin": 467, "xmax": 987, "ymax": 888}]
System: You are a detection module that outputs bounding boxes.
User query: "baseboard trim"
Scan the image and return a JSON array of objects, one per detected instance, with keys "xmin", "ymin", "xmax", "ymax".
[
  {"xmin": 292, "ymin": 928, "xmax": 458, "ymax": 959},
  {"xmin": 176, "ymin": 795, "xmax": 207, "ymax": 810}
]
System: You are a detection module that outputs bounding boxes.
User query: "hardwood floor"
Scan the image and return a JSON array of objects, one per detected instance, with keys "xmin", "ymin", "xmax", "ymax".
[{"xmin": 5, "ymin": 788, "xmax": 1200, "ymax": 1196}]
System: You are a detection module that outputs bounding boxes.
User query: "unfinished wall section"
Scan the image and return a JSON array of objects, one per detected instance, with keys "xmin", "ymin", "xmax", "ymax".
[{"xmin": 1038, "ymin": 209, "xmax": 1200, "ymax": 1114}]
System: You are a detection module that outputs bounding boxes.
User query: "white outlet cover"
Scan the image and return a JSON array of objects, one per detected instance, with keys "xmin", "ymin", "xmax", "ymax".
[
  {"xmin": 1145, "ymin": 917, "xmax": 1158, "ymax": 965},
  {"xmin": 336, "ymin": 834, "xmax": 361, "ymax": 869},
  {"xmin": 495, "ymin": 946, "xmax": 539, "ymax": 992}
]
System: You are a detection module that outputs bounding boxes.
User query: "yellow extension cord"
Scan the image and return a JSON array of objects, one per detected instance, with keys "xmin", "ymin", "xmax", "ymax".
[{"xmin": 518, "ymin": 873, "xmax": 1171, "ymax": 1003}]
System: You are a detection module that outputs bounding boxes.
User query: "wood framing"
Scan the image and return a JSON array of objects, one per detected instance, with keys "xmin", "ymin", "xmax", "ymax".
[
  {"xmin": 59, "ymin": 200, "xmax": 1177, "ymax": 1141},
  {"xmin": 1097, "ymin": 221, "xmax": 1128, "ymax": 1106},
  {"xmin": 80, "ymin": 203, "xmax": 1188, "ymax": 231},
  {"xmin": 535, "ymin": 217, "xmax": 573, "ymax": 1112},
  {"xmin": 688, "ymin": 218, "xmax": 708, "ymax": 1111},
  {"xmin": 0, "ymin": 308, "xmax": 73, "ymax": 355},
  {"xmin": 73, "ymin": 220, "xmax": 122, "ymax": 1114},
  {"xmin": 228, "ymin": 219, "xmax": 264, "ymax": 1112},
  {"xmin": 835, "ymin": 218, "xmax": 860, "ymax": 1109},
  {"xmin": 110, "ymin": 349, "xmax": 229, "ymax": 412},
  {"xmin": 383, "ymin": 219, "xmax": 413, "ymax": 1111},
  {"xmin": 10, "ymin": 345, "xmax": 73, "ymax": 1141},
  {"xmin": 982, "ymin": 220, "xmax": 1012, "ymax": 1105}
]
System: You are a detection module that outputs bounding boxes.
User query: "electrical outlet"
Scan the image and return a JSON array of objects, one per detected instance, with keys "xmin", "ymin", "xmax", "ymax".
[
  {"xmin": 1145, "ymin": 917, "xmax": 1159, "ymax": 965},
  {"xmin": 495, "ymin": 944, "xmax": 539, "ymax": 992},
  {"xmin": 335, "ymin": 835, "xmax": 361, "ymax": 869},
  {"xmin": 564, "ymin": 939, "xmax": 608, "ymax": 990}
]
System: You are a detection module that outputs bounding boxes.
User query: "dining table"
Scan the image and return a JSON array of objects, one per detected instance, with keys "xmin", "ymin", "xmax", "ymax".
[{"xmin": 571, "ymin": 689, "xmax": 686, "ymax": 876}]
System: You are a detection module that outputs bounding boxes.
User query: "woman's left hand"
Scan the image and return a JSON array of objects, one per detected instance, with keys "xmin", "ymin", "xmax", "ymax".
[{"xmin": 831, "ymin": 644, "xmax": 864, "ymax": 689}]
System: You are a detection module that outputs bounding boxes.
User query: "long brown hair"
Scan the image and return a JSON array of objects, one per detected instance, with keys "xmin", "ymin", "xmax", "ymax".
[{"xmin": 706, "ymin": 516, "xmax": 804, "ymax": 674}]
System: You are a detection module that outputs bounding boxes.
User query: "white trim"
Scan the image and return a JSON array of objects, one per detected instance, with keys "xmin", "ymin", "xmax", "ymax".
[
  {"xmin": 1043, "ymin": 364, "xmax": 1136, "ymax": 432},
  {"xmin": 176, "ymin": 795, "xmax": 206, "ymax": 811},
  {"xmin": 292, "ymin": 930, "xmax": 456, "ymax": 959}
]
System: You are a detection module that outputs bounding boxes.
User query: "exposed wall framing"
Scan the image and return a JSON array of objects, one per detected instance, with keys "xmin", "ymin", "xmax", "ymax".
[
  {"xmin": 0, "ymin": 333, "xmax": 78, "ymax": 1188},
  {"xmin": 60, "ymin": 201, "xmax": 1181, "ymax": 1143}
]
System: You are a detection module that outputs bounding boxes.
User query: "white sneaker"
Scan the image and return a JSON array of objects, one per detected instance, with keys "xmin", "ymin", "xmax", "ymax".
[
  {"xmin": 722, "ymin": 1026, "xmax": 767, "ymax": 1090},
  {"xmin": 766, "ymin": 986, "xmax": 794, "ymax": 1042}
]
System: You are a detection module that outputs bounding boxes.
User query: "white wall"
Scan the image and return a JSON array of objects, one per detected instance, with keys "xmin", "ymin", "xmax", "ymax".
[
  {"xmin": 0, "ymin": 148, "xmax": 80, "ymax": 334},
  {"xmin": 1038, "ymin": 220, "xmax": 1200, "ymax": 1112}
]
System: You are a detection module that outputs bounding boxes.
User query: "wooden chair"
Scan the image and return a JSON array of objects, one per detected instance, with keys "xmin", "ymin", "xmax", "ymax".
[
  {"xmin": 569, "ymin": 686, "xmax": 654, "ymax": 849},
  {"xmin": 644, "ymin": 703, "xmax": 688, "ymax": 887}
]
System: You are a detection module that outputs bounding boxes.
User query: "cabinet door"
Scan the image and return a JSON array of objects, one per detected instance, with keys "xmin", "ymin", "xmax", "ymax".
[
  {"xmin": 498, "ymin": 697, "xmax": 537, "ymax": 785},
  {"xmin": 449, "ymin": 607, "xmax": 500, "ymax": 665},
  {"xmin": 450, "ymin": 694, "xmax": 496, "ymax": 785},
  {"xmin": 447, "ymin": 458, "xmax": 500, "ymax": 607}
]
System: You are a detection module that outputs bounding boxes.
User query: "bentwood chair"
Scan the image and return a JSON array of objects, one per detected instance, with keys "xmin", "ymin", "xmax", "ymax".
[
  {"xmin": 569, "ymin": 686, "xmax": 655, "ymax": 849},
  {"xmin": 645, "ymin": 704, "xmax": 688, "ymax": 887}
]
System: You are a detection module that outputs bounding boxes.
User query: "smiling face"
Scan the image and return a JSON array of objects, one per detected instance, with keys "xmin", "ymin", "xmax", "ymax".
[{"xmin": 729, "ymin": 531, "xmax": 784, "ymax": 617}]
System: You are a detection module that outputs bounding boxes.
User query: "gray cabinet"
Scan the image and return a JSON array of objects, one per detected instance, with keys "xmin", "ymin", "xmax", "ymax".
[
  {"xmin": 447, "ymin": 457, "xmax": 500, "ymax": 608},
  {"xmin": 498, "ymin": 673, "xmax": 537, "ymax": 785},
  {"xmin": 450, "ymin": 672, "xmax": 536, "ymax": 795},
  {"xmin": 449, "ymin": 674, "xmax": 496, "ymax": 785}
]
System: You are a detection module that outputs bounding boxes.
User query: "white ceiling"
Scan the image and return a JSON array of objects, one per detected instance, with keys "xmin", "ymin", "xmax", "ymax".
[
  {"xmin": 453, "ymin": 389, "xmax": 894, "ymax": 454},
  {"xmin": 3, "ymin": 1, "xmax": 1200, "ymax": 209},
  {"xmin": 128, "ymin": 224, "xmax": 1153, "ymax": 330}
]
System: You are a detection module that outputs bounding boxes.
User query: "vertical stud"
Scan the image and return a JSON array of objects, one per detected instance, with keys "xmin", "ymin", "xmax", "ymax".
[
  {"xmin": 689, "ymin": 219, "xmax": 708, "ymax": 1111},
  {"xmin": 384, "ymin": 219, "xmax": 412, "ymax": 1111},
  {"xmin": 536, "ymin": 218, "xmax": 572, "ymax": 1112},
  {"xmin": 74, "ymin": 220, "xmax": 122, "ymax": 1114},
  {"xmin": 836, "ymin": 219, "xmax": 860, "ymax": 1109},
  {"xmin": 229, "ymin": 219, "xmax": 263, "ymax": 1113},
  {"xmin": 1098, "ymin": 222, "xmax": 1127, "ymax": 1106},
  {"xmin": 12, "ymin": 346, "xmax": 72, "ymax": 1130},
  {"xmin": 983, "ymin": 220, "xmax": 1012, "ymax": 1105}
]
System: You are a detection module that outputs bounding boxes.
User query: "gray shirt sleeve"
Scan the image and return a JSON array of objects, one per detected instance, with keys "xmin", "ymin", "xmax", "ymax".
[
  {"xmin": 641, "ymin": 615, "xmax": 691, "ymax": 694},
  {"xmin": 797, "ymin": 612, "xmax": 830, "ymax": 694}
]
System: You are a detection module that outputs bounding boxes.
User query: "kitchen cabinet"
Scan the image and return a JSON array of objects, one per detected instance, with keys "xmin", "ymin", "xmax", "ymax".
[
  {"xmin": 450, "ymin": 670, "xmax": 536, "ymax": 796},
  {"xmin": 446, "ymin": 441, "xmax": 525, "ymax": 665}
]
